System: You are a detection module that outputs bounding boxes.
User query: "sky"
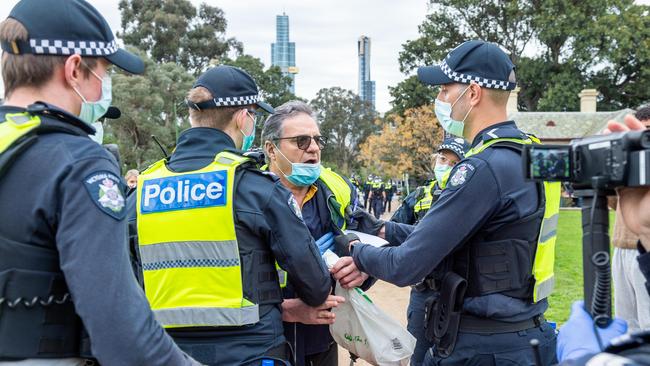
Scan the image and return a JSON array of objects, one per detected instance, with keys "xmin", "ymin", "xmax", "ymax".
[{"xmin": 0, "ymin": 0, "xmax": 429, "ymax": 112}]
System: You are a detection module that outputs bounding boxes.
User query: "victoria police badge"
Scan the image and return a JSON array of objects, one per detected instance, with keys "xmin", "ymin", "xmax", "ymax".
[{"xmin": 84, "ymin": 171, "xmax": 126, "ymax": 220}]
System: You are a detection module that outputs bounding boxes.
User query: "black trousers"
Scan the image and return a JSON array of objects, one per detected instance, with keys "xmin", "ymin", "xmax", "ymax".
[{"xmin": 305, "ymin": 342, "xmax": 338, "ymax": 366}]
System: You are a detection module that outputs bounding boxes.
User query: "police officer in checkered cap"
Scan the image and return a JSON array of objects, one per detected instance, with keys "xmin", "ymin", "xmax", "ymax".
[
  {"xmin": 126, "ymin": 65, "xmax": 332, "ymax": 365},
  {"xmin": 0, "ymin": 0, "xmax": 201, "ymax": 365},
  {"xmin": 339, "ymin": 39, "xmax": 561, "ymax": 365}
]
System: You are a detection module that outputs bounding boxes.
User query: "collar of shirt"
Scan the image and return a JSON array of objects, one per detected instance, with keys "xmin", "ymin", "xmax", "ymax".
[
  {"xmin": 471, "ymin": 120, "xmax": 528, "ymax": 148},
  {"xmin": 301, "ymin": 184, "xmax": 318, "ymax": 206},
  {"xmin": 0, "ymin": 102, "xmax": 94, "ymax": 135},
  {"xmin": 169, "ymin": 127, "xmax": 236, "ymax": 165}
]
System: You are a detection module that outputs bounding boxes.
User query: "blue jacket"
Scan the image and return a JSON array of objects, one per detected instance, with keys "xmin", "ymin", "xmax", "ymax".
[
  {"xmin": 127, "ymin": 127, "xmax": 332, "ymax": 365},
  {"xmin": 352, "ymin": 121, "xmax": 547, "ymax": 321},
  {"xmin": 0, "ymin": 104, "xmax": 193, "ymax": 365}
]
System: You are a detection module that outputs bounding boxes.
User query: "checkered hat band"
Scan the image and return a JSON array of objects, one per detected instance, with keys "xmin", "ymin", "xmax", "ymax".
[
  {"xmin": 440, "ymin": 60, "xmax": 515, "ymax": 91},
  {"xmin": 189, "ymin": 94, "xmax": 260, "ymax": 110},
  {"xmin": 439, "ymin": 144, "xmax": 465, "ymax": 158},
  {"xmin": 211, "ymin": 95, "xmax": 259, "ymax": 107},
  {"xmin": 28, "ymin": 39, "xmax": 118, "ymax": 56}
]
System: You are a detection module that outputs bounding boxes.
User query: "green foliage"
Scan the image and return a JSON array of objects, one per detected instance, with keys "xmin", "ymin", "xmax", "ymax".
[
  {"xmin": 223, "ymin": 55, "xmax": 302, "ymax": 108},
  {"xmin": 393, "ymin": 0, "xmax": 650, "ymax": 112},
  {"xmin": 388, "ymin": 76, "xmax": 437, "ymax": 116},
  {"xmin": 118, "ymin": 0, "xmax": 241, "ymax": 74},
  {"xmin": 310, "ymin": 87, "xmax": 379, "ymax": 175},
  {"xmin": 106, "ymin": 48, "xmax": 193, "ymax": 171}
]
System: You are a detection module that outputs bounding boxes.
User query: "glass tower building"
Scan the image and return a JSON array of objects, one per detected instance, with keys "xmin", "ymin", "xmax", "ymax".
[
  {"xmin": 358, "ymin": 35, "xmax": 375, "ymax": 109},
  {"xmin": 271, "ymin": 13, "xmax": 297, "ymax": 93}
]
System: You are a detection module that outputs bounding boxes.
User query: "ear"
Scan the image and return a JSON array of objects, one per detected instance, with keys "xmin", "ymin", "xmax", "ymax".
[
  {"xmin": 264, "ymin": 140, "xmax": 276, "ymax": 161},
  {"xmin": 468, "ymin": 82, "xmax": 482, "ymax": 106},
  {"xmin": 63, "ymin": 54, "xmax": 84, "ymax": 88}
]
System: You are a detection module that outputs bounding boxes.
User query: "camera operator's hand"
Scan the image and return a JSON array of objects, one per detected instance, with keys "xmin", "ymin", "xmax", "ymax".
[
  {"xmin": 605, "ymin": 114, "xmax": 650, "ymax": 250},
  {"xmin": 347, "ymin": 208, "xmax": 385, "ymax": 236},
  {"xmin": 557, "ymin": 301, "xmax": 628, "ymax": 362}
]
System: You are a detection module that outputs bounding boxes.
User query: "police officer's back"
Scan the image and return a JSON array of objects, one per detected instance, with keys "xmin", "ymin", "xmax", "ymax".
[
  {"xmin": 335, "ymin": 40, "xmax": 561, "ymax": 365},
  {"xmin": 0, "ymin": 1, "xmax": 197, "ymax": 364},
  {"xmin": 130, "ymin": 66, "xmax": 331, "ymax": 366}
]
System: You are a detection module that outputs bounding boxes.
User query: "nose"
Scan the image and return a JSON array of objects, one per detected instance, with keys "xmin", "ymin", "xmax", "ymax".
[{"xmin": 305, "ymin": 137, "xmax": 320, "ymax": 153}]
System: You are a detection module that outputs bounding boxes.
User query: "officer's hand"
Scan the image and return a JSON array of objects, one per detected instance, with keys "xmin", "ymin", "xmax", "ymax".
[
  {"xmin": 605, "ymin": 115, "xmax": 650, "ymax": 249},
  {"xmin": 333, "ymin": 233, "xmax": 360, "ymax": 257},
  {"xmin": 330, "ymin": 256, "xmax": 369, "ymax": 289},
  {"xmin": 556, "ymin": 301, "xmax": 627, "ymax": 362},
  {"xmin": 347, "ymin": 208, "xmax": 384, "ymax": 236},
  {"xmin": 281, "ymin": 296, "xmax": 345, "ymax": 325}
]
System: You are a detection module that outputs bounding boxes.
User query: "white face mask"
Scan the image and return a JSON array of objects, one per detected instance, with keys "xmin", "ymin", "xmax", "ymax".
[
  {"xmin": 434, "ymin": 85, "xmax": 473, "ymax": 138},
  {"xmin": 72, "ymin": 67, "xmax": 112, "ymax": 125}
]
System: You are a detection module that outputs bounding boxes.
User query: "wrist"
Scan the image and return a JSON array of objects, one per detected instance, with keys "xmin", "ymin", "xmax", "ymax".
[{"xmin": 378, "ymin": 224, "xmax": 386, "ymax": 239}]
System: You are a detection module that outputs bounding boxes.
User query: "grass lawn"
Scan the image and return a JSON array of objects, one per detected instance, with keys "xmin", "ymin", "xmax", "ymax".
[{"xmin": 544, "ymin": 209, "xmax": 615, "ymax": 325}]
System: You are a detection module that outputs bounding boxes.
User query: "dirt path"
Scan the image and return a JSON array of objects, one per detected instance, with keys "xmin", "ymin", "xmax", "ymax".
[{"xmin": 336, "ymin": 198, "xmax": 412, "ymax": 365}]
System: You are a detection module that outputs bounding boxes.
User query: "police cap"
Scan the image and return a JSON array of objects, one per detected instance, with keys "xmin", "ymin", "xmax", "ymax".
[
  {"xmin": 418, "ymin": 40, "xmax": 516, "ymax": 90},
  {"xmin": 187, "ymin": 65, "xmax": 274, "ymax": 114},
  {"xmin": 1, "ymin": 0, "xmax": 144, "ymax": 75},
  {"xmin": 438, "ymin": 137, "xmax": 468, "ymax": 160}
]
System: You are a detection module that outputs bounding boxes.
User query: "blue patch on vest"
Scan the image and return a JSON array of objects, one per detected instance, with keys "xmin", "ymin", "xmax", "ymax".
[{"xmin": 140, "ymin": 171, "xmax": 227, "ymax": 213}]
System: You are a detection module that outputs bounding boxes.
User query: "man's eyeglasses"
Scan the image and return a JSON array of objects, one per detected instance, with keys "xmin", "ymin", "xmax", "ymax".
[{"xmin": 274, "ymin": 135, "xmax": 328, "ymax": 150}]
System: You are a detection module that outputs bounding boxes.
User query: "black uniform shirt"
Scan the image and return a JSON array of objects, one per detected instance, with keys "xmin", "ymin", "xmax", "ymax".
[{"xmin": 0, "ymin": 104, "xmax": 193, "ymax": 365}]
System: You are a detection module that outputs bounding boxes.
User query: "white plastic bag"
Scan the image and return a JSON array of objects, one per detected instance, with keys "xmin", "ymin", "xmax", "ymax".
[{"xmin": 323, "ymin": 251, "xmax": 416, "ymax": 366}]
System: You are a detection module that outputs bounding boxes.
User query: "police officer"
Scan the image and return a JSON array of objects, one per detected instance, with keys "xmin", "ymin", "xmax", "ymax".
[
  {"xmin": 262, "ymin": 100, "xmax": 372, "ymax": 366},
  {"xmin": 392, "ymin": 137, "xmax": 467, "ymax": 227},
  {"xmin": 368, "ymin": 177, "xmax": 386, "ymax": 219},
  {"xmin": 129, "ymin": 66, "xmax": 332, "ymax": 366},
  {"xmin": 332, "ymin": 40, "xmax": 561, "ymax": 365},
  {"xmin": 0, "ymin": 0, "xmax": 199, "ymax": 365},
  {"xmin": 391, "ymin": 137, "xmax": 467, "ymax": 366}
]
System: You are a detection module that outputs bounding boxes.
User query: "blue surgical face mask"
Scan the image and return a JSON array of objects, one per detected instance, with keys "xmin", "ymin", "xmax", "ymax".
[
  {"xmin": 73, "ymin": 69, "xmax": 112, "ymax": 125},
  {"xmin": 434, "ymin": 85, "xmax": 473, "ymax": 138},
  {"xmin": 273, "ymin": 143, "xmax": 321, "ymax": 186},
  {"xmin": 240, "ymin": 111, "xmax": 256, "ymax": 151},
  {"xmin": 434, "ymin": 164, "xmax": 451, "ymax": 183}
]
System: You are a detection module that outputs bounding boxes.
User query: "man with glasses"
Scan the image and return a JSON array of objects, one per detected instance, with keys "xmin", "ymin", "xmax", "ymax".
[
  {"xmin": 261, "ymin": 101, "xmax": 371, "ymax": 366},
  {"xmin": 129, "ymin": 66, "xmax": 332, "ymax": 365}
]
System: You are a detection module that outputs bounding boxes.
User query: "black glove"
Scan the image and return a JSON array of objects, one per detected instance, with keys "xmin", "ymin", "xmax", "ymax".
[
  {"xmin": 334, "ymin": 233, "xmax": 360, "ymax": 257},
  {"xmin": 347, "ymin": 208, "xmax": 385, "ymax": 235}
]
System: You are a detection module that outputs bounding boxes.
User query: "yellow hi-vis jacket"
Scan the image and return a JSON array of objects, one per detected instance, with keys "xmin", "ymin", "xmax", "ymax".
[
  {"xmin": 136, "ymin": 151, "xmax": 259, "ymax": 328},
  {"xmin": 439, "ymin": 135, "xmax": 561, "ymax": 302}
]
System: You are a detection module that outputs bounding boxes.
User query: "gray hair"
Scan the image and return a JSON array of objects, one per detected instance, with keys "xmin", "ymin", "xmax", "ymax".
[{"xmin": 261, "ymin": 100, "xmax": 317, "ymax": 163}]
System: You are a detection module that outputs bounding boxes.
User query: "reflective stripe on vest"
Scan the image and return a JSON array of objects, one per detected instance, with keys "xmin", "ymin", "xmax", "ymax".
[
  {"xmin": 442, "ymin": 135, "xmax": 561, "ymax": 302},
  {"xmin": 0, "ymin": 113, "xmax": 41, "ymax": 154},
  {"xmin": 136, "ymin": 151, "xmax": 259, "ymax": 328}
]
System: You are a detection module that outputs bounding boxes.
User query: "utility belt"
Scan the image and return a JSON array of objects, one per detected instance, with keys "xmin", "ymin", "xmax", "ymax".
[
  {"xmin": 423, "ymin": 272, "xmax": 544, "ymax": 358},
  {"xmin": 411, "ymin": 277, "xmax": 440, "ymax": 292},
  {"xmin": 0, "ymin": 269, "xmax": 93, "ymax": 361}
]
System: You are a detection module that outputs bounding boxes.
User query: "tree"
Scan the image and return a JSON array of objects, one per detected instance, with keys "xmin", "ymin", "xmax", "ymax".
[
  {"xmin": 105, "ymin": 49, "xmax": 194, "ymax": 171},
  {"xmin": 359, "ymin": 106, "xmax": 443, "ymax": 183},
  {"xmin": 309, "ymin": 87, "xmax": 379, "ymax": 175},
  {"xmin": 223, "ymin": 55, "xmax": 301, "ymax": 108},
  {"xmin": 118, "ymin": 0, "xmax": 242, "ymax": 74},
  {"xmin": 388, "ymin": 75, "xmax": 437, "ymax": 116},
  {"xmin": 393, "ymin": 0, "xmax": 650, "ymax": 112}
]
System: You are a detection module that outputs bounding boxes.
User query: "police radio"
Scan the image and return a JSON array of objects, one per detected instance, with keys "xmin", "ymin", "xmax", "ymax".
[{"xmin": 522, "ymin": 129, "xmax": 650, "ymax": 329}]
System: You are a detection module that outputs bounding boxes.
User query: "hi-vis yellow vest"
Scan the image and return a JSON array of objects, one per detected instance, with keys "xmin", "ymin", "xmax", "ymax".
[
  {"xmin": 275, "ymin": 167, "xmax": 351, "ymax": 289},
  {"xmin": 136, "ymin": 151, "xmax": 259, "ymax": 328},
  {"xmin": 0, "ymin": 113, "xmax": 41, "ymax": 155},
  {"xmin": 440, "ymin": 135, "xmax": 561, "ymax": 302},
  {"xmin": 413, "ymin": 180, "xmax": 437, "ymax": 217}
]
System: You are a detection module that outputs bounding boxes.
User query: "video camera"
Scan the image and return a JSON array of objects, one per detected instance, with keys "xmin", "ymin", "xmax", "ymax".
[
  {"xmin": 521, "ymin": 128, "xmax": 650, "ymax": 328},
  {"xmin": 523, "ymin": 129, "xmax": 650, "ymax": 189}
]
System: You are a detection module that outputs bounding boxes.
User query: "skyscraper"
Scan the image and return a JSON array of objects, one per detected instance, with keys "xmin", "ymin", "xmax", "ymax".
[
  {"xmin": 358, "ymin": 35, "xmax": 375, "ymax": 109},
  {"xmin": 271, "ymin": 13, "xmax": 298, "ymax": 93}
]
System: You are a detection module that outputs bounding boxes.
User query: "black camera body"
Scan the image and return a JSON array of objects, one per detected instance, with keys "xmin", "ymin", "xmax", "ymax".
[{"xmin": 523, "ymin": 129, "xmax": 650, "ymax": 189}]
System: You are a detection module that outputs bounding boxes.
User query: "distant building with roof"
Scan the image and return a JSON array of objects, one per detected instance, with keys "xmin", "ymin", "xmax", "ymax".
[{"xmin": 508, "ymin": 89, "xmax": 634, "ymax": 144}]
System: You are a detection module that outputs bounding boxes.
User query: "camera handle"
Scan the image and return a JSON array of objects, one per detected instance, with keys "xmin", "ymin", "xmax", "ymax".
[{"xmin": 575, "ymin": 186, "xmax": 612, "ymax": 330}]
